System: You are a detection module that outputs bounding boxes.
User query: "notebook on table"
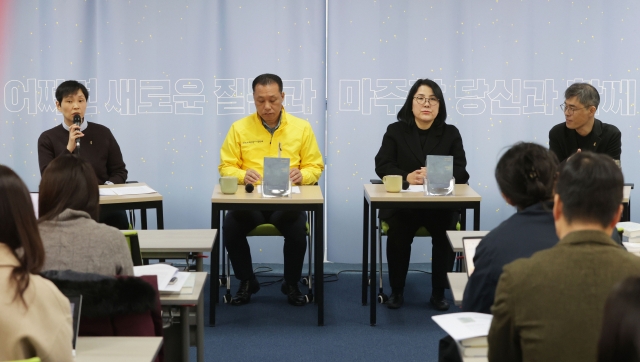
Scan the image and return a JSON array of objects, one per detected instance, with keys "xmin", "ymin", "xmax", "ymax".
[{"xmin": 462, "ymin": 237, "xmax": 483, "ymax": 276}]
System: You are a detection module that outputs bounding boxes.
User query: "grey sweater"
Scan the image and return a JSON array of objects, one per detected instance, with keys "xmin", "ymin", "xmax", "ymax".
[{"xmin": 39, "ymin": 209, "xmax": 134, "ymax": 276}]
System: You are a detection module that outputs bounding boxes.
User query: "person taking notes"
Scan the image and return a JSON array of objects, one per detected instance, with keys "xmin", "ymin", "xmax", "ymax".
[{"xmin": 218, "ymin": 73, "xmax": 323, "ymax": 306}]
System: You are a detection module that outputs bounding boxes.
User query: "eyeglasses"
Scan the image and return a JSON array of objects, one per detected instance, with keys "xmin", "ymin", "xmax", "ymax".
[
  {"xmin": 559, "ymin": 103, "xmax": 587, "ymax": 115},
  {"xmin": 413, "ymin": 96, "xmax": 439, "ymax": 106}
]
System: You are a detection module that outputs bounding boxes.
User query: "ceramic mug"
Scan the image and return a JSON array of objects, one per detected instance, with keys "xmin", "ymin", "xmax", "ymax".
[
  {"xmin": 219, "ymin": 176, "xmax": 238, "ymax": 194},
  {"xmin": 382, "ymin": 175, "xmax": 402, "ymax": 193}
]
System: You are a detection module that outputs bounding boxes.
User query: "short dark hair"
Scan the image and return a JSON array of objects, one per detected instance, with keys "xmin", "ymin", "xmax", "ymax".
[
  {"xmin": 252, "ymin": 74, "xmax": 283, "ymax": 93},
  {"xmin": 38, "ymin": 154, "xmax": 100, "ymax": 222},
  {"xmin": 0, "ymin": 165, "xmax": 46, "ymax": 306},
  {"xmin": 55, "ymin": 80, "xmax": 89, "ymax": 104},
  {"xmin": 495, "ymin": 142, "xmax": 559, "ymax": 210},
  {"xmin": 565, "ymin": 82, "xmax": 600, "ymax": 110},
  {"xmin": 597, "ymin": 276, "xmax": 640, "ymax": 362},
  {"xmin": 555, "ymin": 151, "xmax": 623, "ymax": 227},
  {"xmin": 396, "ymin": 79, "xmax": 447, "ymax": 127}
]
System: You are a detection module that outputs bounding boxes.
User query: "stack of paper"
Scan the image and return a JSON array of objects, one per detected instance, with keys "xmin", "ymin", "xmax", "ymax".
[
  {"xmin": 432, "ymin": 312, "xmax": 493, "ymax": 358},
  {"xmin": 133, "ymin": 264, "xmax": 190, "ymax": 294},
  {"xmin": 617, "ymin": 222, "xmax": 640, "ymax": 243},
  {"xmin": 99, "ymin": 185, "xmax": 157, "ymax": 196}
]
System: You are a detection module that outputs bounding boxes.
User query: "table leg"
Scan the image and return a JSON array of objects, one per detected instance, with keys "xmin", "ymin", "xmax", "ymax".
[
  {"xmin": 362, "ymin": 196, "xmax": 369, "ymax": 305},
  {"xmin": 141, "ymin": 209, "xmax": 148, "ymax": 230},
  {"xmin": 181, "ymin": 305, "xmax": 190, "ymax": 362},
  {"xmin": 369, "ymin": 206, "xmax": 377, "ymax": 326},
  {"xmin": 197, "ymin": 286, "xmax": 204, "ymax": 362},
  {"xmin": 196, "ymin": 253, "xmax": 203, "ymax": 272},
  {"xmin": 474, "ymin": 203, "xmax": 480, "ymax": 231},
  {"xmin": 210, "ymin": 205, "xmax": 221, "ymax": 326},
  {"xmin": 157, "ymin": 203, "xmax": 165, "ymax": 229},
  {"xmin": 314, "ymin": 206, "xmax": 324, "ymax": 326}
]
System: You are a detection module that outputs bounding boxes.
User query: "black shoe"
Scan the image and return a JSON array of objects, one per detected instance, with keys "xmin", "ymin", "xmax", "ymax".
[
  {"xmin": 281, "ymin": 282, "xmax": 306, "ymax": 306},
  {"xmin": 430, "ymin": 296, "xmax": 450, "ymax": 311},
  {"xmin": 230, "ymin": 278, "xmax": 260, "ymax": 306},
  {"xmin": 386, "ymin": 293, "xmax": 404, "ymax": 309}
]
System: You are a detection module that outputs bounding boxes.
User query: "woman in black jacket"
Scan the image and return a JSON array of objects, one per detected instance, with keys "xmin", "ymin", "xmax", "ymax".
[{"xmin": 375, "ymin": 79, "xmax": 469, "ymax": 310}]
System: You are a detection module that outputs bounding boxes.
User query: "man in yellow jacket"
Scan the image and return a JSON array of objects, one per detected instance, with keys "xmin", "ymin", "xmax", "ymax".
[{"xmin": 218, "ymin": 73, "xmax": 324, "ymax": 306}]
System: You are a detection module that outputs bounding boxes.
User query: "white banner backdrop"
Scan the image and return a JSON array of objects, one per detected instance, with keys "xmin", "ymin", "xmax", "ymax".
[
  {"xmin": 326, "ymin": 0, "xmax": 640, "ymax": 262},
  {"xmin": 0, "ymin": 0, "xmax": 326, "ymax": 263},
  {"xmin": 1, "ymin": 0, "xmax": 639, "ymax": 264}
]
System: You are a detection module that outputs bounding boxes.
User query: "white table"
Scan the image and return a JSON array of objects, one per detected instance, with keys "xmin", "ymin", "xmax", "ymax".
[
  {"xmin": 136, "ymin": 229, "xmax": 216, "ymax": 271},
  {"xmin": 362, "ymin": 184, "xmax": 482, "ymax": 326},
  {"xmin": 75, "ymin": 336, "xmax": 162, "ymax": 362},
  {"xmin": 100, "ymin": 182, "xmax": 164, "ymax": 229},
  {"xmin": 447, "ymin": 272, "xmax": 469, "ymax": 307},
  {"xmin": 160, "ymin": 272, "xmax": 207, "ymax": 362}
]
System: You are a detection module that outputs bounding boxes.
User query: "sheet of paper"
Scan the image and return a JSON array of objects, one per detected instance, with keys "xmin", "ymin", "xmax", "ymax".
[
  {"xmin": 111, "ymin": 185, "xmax": 157, "ymax": 196},
  {"xmin": 401, "ymin": 185, "xmax": 424, "ymax": 193},
  {"xmin": 257, "ymin": 185, "xmax": 300, "ymax": 194},
  {"xmin": 133, "ymin": 264, "xmax": 178, "ymax": 289},
  {"xmin": 99, "ymin": 188, "xmax": 117, "ymax": 196},
  {"xmin": 432, "ymin": 312, "xmax": 493, "ymax": 341}
]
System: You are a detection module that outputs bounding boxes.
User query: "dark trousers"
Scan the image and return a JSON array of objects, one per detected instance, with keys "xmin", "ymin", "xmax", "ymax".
[
  {"xmin": 99, "ymin": 209, "xmax": 129, "ymax": 230},
  {"xmin": 385, "ymin": 209, "xmax": 457, "ymax": 291},
  {"xmin": 223, "ymin": 210, "xmax": 307, "ymax": 284}
]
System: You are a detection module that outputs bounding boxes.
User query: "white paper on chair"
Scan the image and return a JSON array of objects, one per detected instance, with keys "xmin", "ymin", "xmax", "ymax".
[{"xmin": 257, "ymin": 185, "xmax": 300, "ymax": 194}]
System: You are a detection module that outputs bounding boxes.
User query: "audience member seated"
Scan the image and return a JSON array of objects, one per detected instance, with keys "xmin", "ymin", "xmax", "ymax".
[
  {"xmin": 488, "ymin": 151, "xmax": 640, "ymax": 362},
  {"xmin": 463, "ymin": 142, "xmax": 559, "ymax": 314},
  {"xmin": 597, "ymin": 276, "xmax": 640, "ymax": 362},
  {"xmin": 42, "ymin": 270, "xmax": 163, "ymax": 360},
  {"xmin": 38, "ymin": 154, "xmax": 133, "ymax": 276},
  {"xmin": 0, "ymin": 165, "xmax": 73, "ymax": 362}
]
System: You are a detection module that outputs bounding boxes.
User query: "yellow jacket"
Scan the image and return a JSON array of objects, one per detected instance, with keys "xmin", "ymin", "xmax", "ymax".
[{"xmin": 219, "ymin": 108, "xmax": 324, "ymax": 185}]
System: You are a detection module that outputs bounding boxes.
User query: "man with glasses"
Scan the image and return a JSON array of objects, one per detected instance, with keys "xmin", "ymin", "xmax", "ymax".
[{"xmin": 549, "ymin": 82, "xmax": 621, "ymax": 163}]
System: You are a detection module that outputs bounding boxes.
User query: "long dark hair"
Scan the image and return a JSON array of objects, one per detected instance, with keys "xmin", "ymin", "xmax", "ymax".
[
  {"xmin": 597, "ymin": 276, "xmax": 640, "ymax": 362},
  {"xmin": 396, "ymin": 79, "xmax": 447, "ymax": 127},
  {"xmin": 495, "ymin": 142, "xmax": 559, "ymax": 210},
  {"xmin": 0, "ymin": 165, "xmax": 46, "ymax": 306},
  {"xmin": 39, "ymin": 154, "xmax": 100, "ymax": 221}
]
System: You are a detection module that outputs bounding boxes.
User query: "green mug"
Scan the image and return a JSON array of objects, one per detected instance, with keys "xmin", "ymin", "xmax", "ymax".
[{"xmin": 219, "ymin": 176, "xmax": 238, "ymax": 194}]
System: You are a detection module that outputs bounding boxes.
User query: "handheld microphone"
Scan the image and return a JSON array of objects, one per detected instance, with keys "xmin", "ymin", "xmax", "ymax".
[
  {"xmin": 402, "ymin": 180, "xmax": 410, "ymax": 190},
  {"xmin": 73, "ymin": 115, "xmax": 81, "ymax": 151},
  {"xmin": 245, "ymin": 183, "xmax": 254, "ymax": 193}
]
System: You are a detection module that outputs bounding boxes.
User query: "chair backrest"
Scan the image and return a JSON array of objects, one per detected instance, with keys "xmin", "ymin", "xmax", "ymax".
[
  {"xmin": 122, "ymin": 230, "xmax": 143, "ymax": 266},
  {"xmin": 9, "ymin": 358, "xmax": 42, "ymax": 362}
]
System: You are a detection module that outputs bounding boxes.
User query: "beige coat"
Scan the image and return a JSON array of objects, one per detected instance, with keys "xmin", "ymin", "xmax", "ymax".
[
  {"xmin": 0, "ymin": 243, "xmax": 73, "ymax": 362},
  {"xmin": 488, "ymin": 230, "xmax": 640, "ymax": 362}
]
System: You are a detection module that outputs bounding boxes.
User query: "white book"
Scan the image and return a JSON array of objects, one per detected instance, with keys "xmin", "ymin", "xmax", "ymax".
[
  {"xmin": 432, "ymin": 312, "xmax": 493, "ymax": 342},
  {"xmin": 617, "ymin": 222, "xmax": 640, "ymax": 238}
]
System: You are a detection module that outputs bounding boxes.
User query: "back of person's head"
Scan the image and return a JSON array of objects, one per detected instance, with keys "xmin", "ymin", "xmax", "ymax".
[
  {"xmin": 565, "ymin": 82, "xmax": 600, "ymax": 110},
  {"xmin": 396, "ymin": 78, "xmax": 447, "ymax": 127},
  {"xmin": 495, "ymin": 142, "xmax": 559, "ymax": 210},
  {"xmin": 252, "ymin": 73, "xmax": 283, "ymax": 92},
  {"xmin": 555, "ymin": 151, "xmax": 623, "ymax": 227},
  {"xmin": 597, "ymin": 276, "xmax": 640, "ymax": 362},
  {"xmin": 0, "ymin": 165, "xmax": 45, "ymax": 305},
  {"xmin": 55, "ymin": 80, "xmax": 89, "ymax": 104},
  {"xmin": 39, "ymin": 154, "xmax": 100, "ymax": 221}
]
